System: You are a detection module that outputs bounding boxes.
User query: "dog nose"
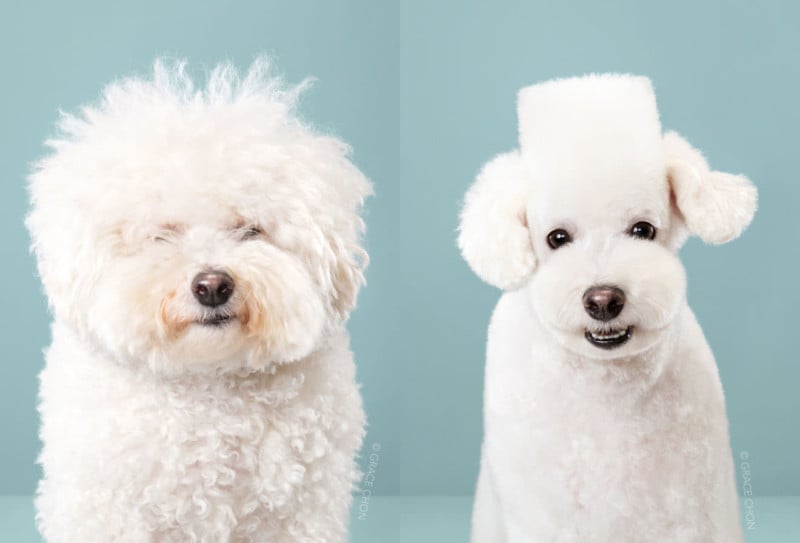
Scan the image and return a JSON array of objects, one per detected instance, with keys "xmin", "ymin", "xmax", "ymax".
[
  {"xmin": 191, "ymin": 271, "xmax": 234, "ymax": 307},
  {"xmin": 582, "ymin": 286, "xmax": 625, "ymax": 321}
]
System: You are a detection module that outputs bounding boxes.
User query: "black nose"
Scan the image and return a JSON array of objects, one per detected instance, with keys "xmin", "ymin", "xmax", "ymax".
[
  {"xmin": 582, "ymin": 285, "xmax": 625, "ymax": 321},
  {"xmin": 191, "ymin": 271, "xmax": 234, "ymax": 307}
]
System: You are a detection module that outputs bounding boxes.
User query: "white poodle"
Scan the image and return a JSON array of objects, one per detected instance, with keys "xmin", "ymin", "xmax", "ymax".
[
  {"xmin": 27, "ymin": 58, "xmax": 371, "ymax": 543},
  {"xmin": 459, "ymin": 74, "xmax": 755, "ymax": 543}
]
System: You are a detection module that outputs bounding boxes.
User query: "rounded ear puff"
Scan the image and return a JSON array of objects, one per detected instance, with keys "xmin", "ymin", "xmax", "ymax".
[
  {"xmin": 664, "ymin": 131, "xmax": 757, "ymax": 244},
  {"xmin": 458, "ymin": 151, "xmax": 536, "ymax": 290}
]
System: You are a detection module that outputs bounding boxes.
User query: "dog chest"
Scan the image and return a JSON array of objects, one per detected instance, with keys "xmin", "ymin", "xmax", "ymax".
[
  {"xmin": 482, "ymin": 294, "xmax": 736, "ymax": 540},
  {"xmin": 37, "ymin": 326, "xmax": 364, "ymax": 541}
]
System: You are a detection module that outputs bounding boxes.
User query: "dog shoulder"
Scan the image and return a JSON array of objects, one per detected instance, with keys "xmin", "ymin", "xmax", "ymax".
[
  {"xmin": 487, "ymin": 290, "xmax": 539, "ymax": 354},
  {"xmin": 484, "ymin": 290, "xmax": 543, "ymax": 393}
]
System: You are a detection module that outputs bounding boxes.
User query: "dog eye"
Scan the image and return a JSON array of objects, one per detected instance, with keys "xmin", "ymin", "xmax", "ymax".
[
  {"xmin": 546, "ymin": 229, "xmax": 572, "ymax": 249},
  {"xmin": 152, "ymin": 232, "xmax": 179, "ymax": 244},
  {"xmin": 239, "ymin": 225, "xmax": 264, "ymax": 240},
  {"xmin": 151, "ymin": 224, "xmax": 183, "ymax": 243},
  {"xmin": 629, "ymin": 221, "xmax": 657, "ymax": 240}
]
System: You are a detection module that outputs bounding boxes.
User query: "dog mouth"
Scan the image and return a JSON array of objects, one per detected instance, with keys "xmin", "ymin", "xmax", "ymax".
[
  {"xmin": 584, "ymin": 326, "xmax": 633, "ymax": 349},
  {"xmin": 198, "ymin": 314, "xmax": 236, "ymax": 327}
]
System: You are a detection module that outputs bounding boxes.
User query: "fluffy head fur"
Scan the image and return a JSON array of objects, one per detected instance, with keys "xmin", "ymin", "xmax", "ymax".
[
  {"xmin": 458, "ymin": 73, "xmax": 757, "ymax": 361},
  {"xmin": 27, "ymin": 58, "xmax": 372, "ymax": 374}
]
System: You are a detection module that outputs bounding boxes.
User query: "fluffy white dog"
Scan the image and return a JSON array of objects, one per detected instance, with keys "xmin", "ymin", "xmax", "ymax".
[
  {"xmin": 459, "ymin": 74, "xmax": 755, "ymax": 543},
  {"xmin": 27, "ymin": 58, "xmax": 371, "ymax": 543}
]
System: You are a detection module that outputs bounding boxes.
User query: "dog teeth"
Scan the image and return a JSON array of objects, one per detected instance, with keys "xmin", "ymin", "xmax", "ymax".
[{"xmin": 591, "ymin": 329, "xmax": 626, "ymax": 339}]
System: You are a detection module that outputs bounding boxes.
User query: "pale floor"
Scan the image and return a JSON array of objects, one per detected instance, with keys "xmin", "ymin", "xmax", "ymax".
[{"xmin": 1, "ymin": 495, "xmax": 797, "ymax": 542}]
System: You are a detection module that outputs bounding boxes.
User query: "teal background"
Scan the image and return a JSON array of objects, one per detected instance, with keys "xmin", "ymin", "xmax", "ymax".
[{"xmin": 1, "ymin": 0, "xmax": 798, "ymax": 513}]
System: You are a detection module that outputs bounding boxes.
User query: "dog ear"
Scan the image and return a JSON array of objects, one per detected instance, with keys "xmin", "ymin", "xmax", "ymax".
[
  {"xmin": 458, "ymin": 151, "xmax": 535, "ymax": 290},
  {"xmin": 326, "ymin": 235, "xmax": 366, "ymax": 319},
  {"xmin": 664, "ymin": 131, "xmax": 757, "ymax": 244}
]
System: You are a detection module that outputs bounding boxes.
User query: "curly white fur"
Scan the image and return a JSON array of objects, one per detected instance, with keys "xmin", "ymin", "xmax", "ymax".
[
  {"xmin": 27, "ymin": 58, "xmax": 370, "ymax": 542},
  {"xmin": 460, "ymin": 74, "xmax": 755, "ymax": 543}
]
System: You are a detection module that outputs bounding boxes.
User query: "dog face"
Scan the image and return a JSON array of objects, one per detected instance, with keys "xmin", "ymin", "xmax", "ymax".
[
  {"xmin": 524, "ymin": 158, "xmax": 687, "ymax": 360},
  {"xmin": 459, "ymin": 75, "xmax": 756, "ymax": 360},
  {"xmin": 27, "ymin": 59, "xmax": 371, "ymax": 374}
]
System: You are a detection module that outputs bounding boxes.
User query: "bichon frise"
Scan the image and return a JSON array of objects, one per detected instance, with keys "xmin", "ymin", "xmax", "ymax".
[
  {"xmin": 27, "ymin": 58, "xmax": 371, "ymax": 543},
  {"xmin": 459, "ymin": 74, "xmax": 755, "ymax": 543}
]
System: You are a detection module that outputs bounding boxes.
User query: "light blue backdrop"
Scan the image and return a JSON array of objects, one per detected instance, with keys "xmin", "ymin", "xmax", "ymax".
[{"xmin": 1, "ymin": 0, "xmax": 798, "ymax": 499}]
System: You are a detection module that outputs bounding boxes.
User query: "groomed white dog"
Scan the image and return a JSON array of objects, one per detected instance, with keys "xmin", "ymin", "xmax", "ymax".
[
  {"xmin": 459, "ymin": 75, "xmax": 755, "ymax": 543},
  {"xmin": 27, "ymin": 58, "xmax": 371, "ymax": 542}
]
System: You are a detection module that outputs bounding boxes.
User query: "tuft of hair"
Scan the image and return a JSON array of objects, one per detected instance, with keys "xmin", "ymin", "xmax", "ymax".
[{"xmin": 48, "ymin": 56, "xmax": 315, "ymax": 151}]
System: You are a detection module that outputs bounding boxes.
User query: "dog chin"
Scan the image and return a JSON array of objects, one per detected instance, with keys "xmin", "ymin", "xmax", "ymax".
[{"xmin": 156, "ymin": 321, "xmax": 254, "ymax": 371}]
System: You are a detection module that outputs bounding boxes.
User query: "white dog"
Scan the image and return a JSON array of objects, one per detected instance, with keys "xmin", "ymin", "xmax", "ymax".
[
  {"xmin": 27, "ymin": 58, "xmax": 371, "ymax": 543},
  {"xmin": 459, "ymin": 74, "xmax": 755, "ymax": 543}
]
